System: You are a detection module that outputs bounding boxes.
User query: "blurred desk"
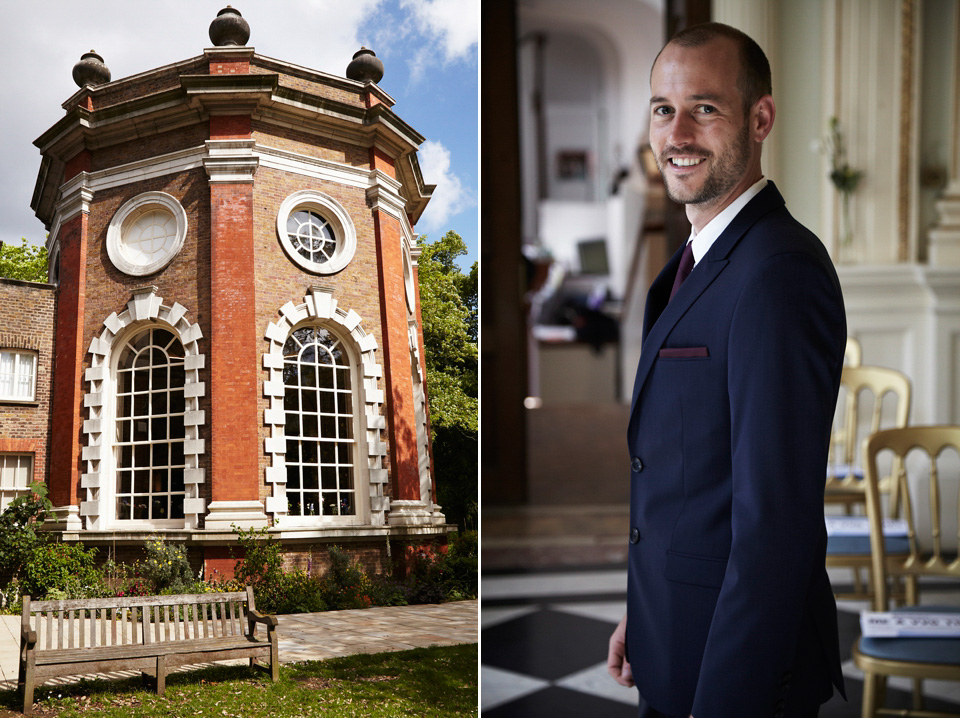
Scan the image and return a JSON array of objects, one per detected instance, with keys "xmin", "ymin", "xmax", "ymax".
[{"xmin": 533, "ymin": 329, "xmax": 619, "ymax": 405}]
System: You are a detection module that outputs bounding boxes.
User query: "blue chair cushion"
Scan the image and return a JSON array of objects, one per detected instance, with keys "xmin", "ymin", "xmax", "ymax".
[
  {"xmin": 826, "ymin": 465, "xmax": 865, "ymax": 480},
  {"xmin": 859, "ymin": 606, "xmax": 960, "ymax": 666},
  {"xmin": 827, "ymin": 535, "xmax": 910, "ymax": 555}
]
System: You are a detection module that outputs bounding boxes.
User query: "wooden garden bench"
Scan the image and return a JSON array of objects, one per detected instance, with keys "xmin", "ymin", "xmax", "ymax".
[{"xmin": 18, "ymin": 586, "xmax": 278, "ymax": 714}]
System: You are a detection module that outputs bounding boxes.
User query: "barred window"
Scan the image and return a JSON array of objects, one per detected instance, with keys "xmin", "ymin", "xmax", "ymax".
[
  {"xmin": 282, "ymin": 327, "xmax": 356, "ymax": 518},
  {"xmin": 114, "ymin": 328, "xmax": 186, "ymax": 522}
]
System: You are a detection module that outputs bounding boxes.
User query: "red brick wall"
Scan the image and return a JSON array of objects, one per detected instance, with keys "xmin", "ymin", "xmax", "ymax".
[
  {"xmin": 210, "ymin": 115, "xmax": 251, "ymax": 139},
  {"xmin": 48, "ymin": 213, "xmax": 87, "ymax": 508},
  {"xmin": 373, "ymin": 208, "xmax": 421, "ymax": 502},
  {"xmin": 0, "ymin": 279, "xmax": 56, "ymax": 486},
  {"xmin": 63, "ymin": 150, "xmax": 91, "ymax": 183},
  {"xmin": 210, "ymin": 58, "xmax": 250, "ymax": 75},
  {"xmin": 209, "ymin": 182, "xmax": 260, "ymax": 503},
  {"xmin": 371, "ymin": 147, "xmax": 397, "ymax": 180}
]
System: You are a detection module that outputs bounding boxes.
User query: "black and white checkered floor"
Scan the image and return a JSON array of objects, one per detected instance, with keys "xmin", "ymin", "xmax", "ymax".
[{"xmin": 481, "ymin": 567, "xmax": 960, "ymax": 717}]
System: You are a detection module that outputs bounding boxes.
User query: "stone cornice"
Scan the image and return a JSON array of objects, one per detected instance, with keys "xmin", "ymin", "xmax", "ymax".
[
  {"xmin": 203, "ymin": 139, "xmax": 259, "ymax": 183},
  {"xmin": 251, "ymin": 51, "xmax": 396, "ymax": 107},
  {"xmin": 397, "ymin": 152, "xmax": 435, "ymax": 225},
  {"xmin": 48, "ymin": 174, "xmax": 94, "ymax": 241},
  {"xmin": 366, "ymin": 181, "xmax": 409, "ymax": 222}
]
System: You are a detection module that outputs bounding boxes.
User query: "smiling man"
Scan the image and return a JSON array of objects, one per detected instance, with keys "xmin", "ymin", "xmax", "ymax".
[{"xmin": 606, "ymin": 23, "xmax": 847, "ymax": 718}]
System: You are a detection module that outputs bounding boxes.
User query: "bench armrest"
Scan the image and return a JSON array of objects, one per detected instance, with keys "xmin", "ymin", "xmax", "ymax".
[
  {"xmin": 21, "ymin": 628, "xmax": 37, "ymax": 647},
  {"xmin": 248, "ymin": 610, "xmax": 278, "ymax": 628}
]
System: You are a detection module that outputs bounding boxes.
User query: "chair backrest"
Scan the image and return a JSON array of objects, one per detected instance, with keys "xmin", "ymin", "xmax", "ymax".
[
  {"xmin": 844, "ymin": 336, "xmax": 862, "ymax": 367},
  {"xmin": 827, "ymin": 365, "xmax": 911, "ymax": 486},
  {"xmin": 863, "ymin": 426, "xmax": 960, "ymax": 610}
]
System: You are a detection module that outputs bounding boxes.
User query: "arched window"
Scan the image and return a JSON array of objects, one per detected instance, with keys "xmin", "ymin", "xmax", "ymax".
[
  {"xmin": 282, "ymin": 327, "xmax": 356, "ymax": 517},
  {"xmin": 114, "ymin": 327, "xmax": 186, "ymax": 522}
]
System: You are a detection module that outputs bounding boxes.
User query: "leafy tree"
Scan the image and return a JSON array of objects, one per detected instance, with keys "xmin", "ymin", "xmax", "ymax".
[
  {"xmin": 0, "ymin": 239, "xmax": 48, "ymax": 283},
  {"xmin": 417, "ymin": 231, "xmax": 478, "ymax": 531}
]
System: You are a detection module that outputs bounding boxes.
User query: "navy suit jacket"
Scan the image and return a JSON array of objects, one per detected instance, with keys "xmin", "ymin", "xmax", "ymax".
[{"xmin": 626, "ymin": 183, "xmax": 847, "ymax": 717}]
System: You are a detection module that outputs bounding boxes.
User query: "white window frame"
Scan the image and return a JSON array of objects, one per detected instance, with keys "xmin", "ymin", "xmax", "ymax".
[
  {"xmin": 0, "ymin": 453, "xmax": 33, "ymax": 512},
  {"xmin": 109, "ymin": 326, "xmax": 189, "ymax": 527},
  {"xmin": 106, "ymin": 191, "xmax": 188, "ymax": 277},
  {"xmin": 276, "ymin": 190, "xmax": 357, "ymax": 274},
  {"xmin": 281, "ymin": 326, "xmax": 364, "ymax": 522},
  {"xmin": 0, "ymin": 350, "xmax": 38, "ymax": 402},
  {"xmin": 82, "ymin": 290, "xmax": 207, "ymax": 531},
  {"xmin": 263, "ymin": 288, "xmax": 387, "ymax": 527}
]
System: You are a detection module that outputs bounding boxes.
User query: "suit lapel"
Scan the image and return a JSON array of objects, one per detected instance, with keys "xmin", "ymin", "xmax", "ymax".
[
  {"xmin": 628, "ymin": 256, "xmax": 729, "ymax": 417},
  {"xmin": 628, "ymin": 183, "xmax": 787, "ymax": 422}
]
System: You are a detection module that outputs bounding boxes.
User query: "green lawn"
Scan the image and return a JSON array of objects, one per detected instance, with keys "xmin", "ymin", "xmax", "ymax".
[{"xmin": 0, "ymin": 644, "xmax": 478, "ymax": 717}]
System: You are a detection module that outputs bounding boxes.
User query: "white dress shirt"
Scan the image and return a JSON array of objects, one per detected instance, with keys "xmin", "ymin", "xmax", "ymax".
[{"xmin": 687, "ymin": 177, "xmax": 768, "ymax": 265}]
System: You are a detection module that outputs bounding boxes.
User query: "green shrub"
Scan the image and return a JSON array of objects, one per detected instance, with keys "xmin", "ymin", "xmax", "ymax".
[
  {"xmin": 367, "ymin": 573, "xmax": 409, "ymax": 607},
  {"xmin": 0, "ymin": 483, "xmax": 52, "ymax": 584},
  {"xmin": 233, "ymin": 526, "xmax": 287, "ymax": 612},
  {"xmin": 23, "ymin": 542, "xmax": 105, "ymax": 600},
  {"xmin": 441, "ymin": 530, "xmax": 478, "ymax": 600},
  {"xmin": 405, "ymin": 532, "xmax": 478, "ymax": 604},
  {"xmin": 138, "ymin": 536, "xmax": 196, "ymax": 593},
  {"xmin": 406, "ymin": 549, "xmax": 447, "ymax": 605},
  {"xmin": 321, "ymin": 545, "xmax": 372, "ymax": 610},
  {"xmin": 275, "ymin": 570, "xmax": 327, "ymax": 614}
]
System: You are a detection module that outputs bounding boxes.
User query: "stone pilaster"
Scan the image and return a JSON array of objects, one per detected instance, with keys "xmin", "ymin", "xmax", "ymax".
[{"xmin": 928, "ymin": 5, "xmax": 960, "ymax": 266}]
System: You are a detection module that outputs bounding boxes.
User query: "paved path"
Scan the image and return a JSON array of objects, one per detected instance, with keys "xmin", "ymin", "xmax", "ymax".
[{"xmin": 0, "ymin": 600, "xmax": 477, "ymax": 690}]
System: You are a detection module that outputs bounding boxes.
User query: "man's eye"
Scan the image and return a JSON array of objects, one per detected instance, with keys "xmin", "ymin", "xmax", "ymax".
[
  {"xmin": 653, "ymin": 106, "xmax": 672, "ymax": 116},
  {"xmin": 698, "ymin": 105, "xmax": 717, "ymax": 114}
]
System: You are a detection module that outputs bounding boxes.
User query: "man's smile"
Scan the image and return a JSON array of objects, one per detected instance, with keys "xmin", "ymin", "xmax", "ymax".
[{"xmin": 670, "ymin": 157, "xmax": 705, "ymax": 167}]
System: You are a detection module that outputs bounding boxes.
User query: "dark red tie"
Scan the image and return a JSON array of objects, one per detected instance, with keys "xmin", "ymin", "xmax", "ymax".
[{"xmin": 669, "ymin": 242, "xmax": 695, "ymax": 301}]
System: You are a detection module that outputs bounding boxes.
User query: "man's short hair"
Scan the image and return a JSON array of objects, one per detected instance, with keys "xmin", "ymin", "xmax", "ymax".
[{"xmin": 659, "ymin": 22, "xmax": 772, "ymax": 113}]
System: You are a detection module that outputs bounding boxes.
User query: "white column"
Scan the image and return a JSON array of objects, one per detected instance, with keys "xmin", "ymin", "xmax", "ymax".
[
  {"xmin": 928, "ymin": 4, "xmax": 960, "ymax": 266},
  {"xmin": 713, "ymin": 0, "xmax": 779, "ymax": 183}
]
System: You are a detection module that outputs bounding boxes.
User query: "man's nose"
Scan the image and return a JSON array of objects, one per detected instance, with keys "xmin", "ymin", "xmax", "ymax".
[{"xmin": 667, "ymin": 113, "xmax": 696, "ymax": 147}]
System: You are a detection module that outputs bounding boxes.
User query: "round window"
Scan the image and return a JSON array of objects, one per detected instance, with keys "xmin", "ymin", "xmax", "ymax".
[
  {"xmin": 276, "ymin": 191, "xmax": 356, "ymax": 274},
  {"xmin": 106, "ymin": 192, "xmax": 187, "ymax": 276},
  {"xmin": 287, "ymin": 210, "xmax": 338, "ymax": 266}
]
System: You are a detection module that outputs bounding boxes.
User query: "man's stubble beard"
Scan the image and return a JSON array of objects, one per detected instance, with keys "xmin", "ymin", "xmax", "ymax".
[{"xmin": 658, "ymin": 120, "xmax": 752, "ymax": 207}]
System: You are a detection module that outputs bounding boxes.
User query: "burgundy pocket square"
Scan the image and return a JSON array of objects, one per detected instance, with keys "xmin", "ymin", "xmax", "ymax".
[{"xmin": 659, "ymin": 346, "xmax": 709, "ymax": 359}]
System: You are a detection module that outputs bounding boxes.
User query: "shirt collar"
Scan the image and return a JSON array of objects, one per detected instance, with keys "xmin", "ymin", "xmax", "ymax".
[{"xmin": 687, "ymin": 177, "xmax": 768, "ymax": 265}]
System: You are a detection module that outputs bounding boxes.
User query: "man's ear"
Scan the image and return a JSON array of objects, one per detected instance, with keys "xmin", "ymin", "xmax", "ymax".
[{"xmin": 752, "ymin": 95, "xmax": 776, "ymax": 143}]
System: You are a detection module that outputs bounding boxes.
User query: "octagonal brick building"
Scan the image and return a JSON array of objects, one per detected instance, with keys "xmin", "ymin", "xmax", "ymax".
[{"xmin": 30, "ymin": 8, "xmax": 446, "ymax": 574}]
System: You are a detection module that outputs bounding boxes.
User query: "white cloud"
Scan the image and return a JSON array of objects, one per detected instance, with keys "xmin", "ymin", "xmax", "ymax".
[
  {"xmin": 416, "ymin": 140, "xmax": 475, "ymax": 235},
  {"xmin": 400, "ymin": 0, "xmax": 478, "ymax": 63}
]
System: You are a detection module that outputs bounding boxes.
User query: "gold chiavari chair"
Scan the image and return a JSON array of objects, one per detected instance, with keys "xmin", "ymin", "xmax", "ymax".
[{"xmin": 853, "ymin": 426, "xmax": 960, "ymax": 718}]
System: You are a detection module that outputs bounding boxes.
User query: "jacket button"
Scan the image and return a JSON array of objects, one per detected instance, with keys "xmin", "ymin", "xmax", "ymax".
[
  {"xmin": 629, "ymin": 528, "xmax": 640, "ymax": 544},
  {"xmin": 630, "ymin": 457, "xmax": 643, "ymax": 472}
]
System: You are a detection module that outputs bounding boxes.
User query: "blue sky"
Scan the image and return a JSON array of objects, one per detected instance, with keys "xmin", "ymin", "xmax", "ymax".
[{"xmin": 0, "ymin": 0, "xmax": 478, "ymax": 269}]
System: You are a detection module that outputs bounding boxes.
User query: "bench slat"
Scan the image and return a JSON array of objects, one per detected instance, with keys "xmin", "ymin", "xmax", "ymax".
[
  {"xmin": 29, "ymin": 592, "xmax": 247, "ymax": 612},
  {"xmin": 219, "ymin": 601, "xmax": 227, "ymax": 637},
  {"xmin": 35, "ymin": 634, "xmax": 268, "ymax": 664}
]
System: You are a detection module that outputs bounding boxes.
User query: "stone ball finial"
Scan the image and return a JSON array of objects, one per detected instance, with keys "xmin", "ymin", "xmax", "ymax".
[
  {"xmin": 209, "ymin": 6, "xmax": 250, "ymax": 47},
  {"xmin": 72, "ymin": 50, "xmax": 111, "ymax": 88},
  {"xmin": 346, "ymin": 47, "xmax": 384, "ymax": 84}
]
